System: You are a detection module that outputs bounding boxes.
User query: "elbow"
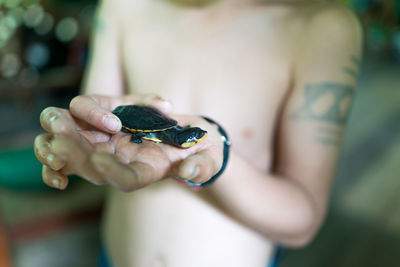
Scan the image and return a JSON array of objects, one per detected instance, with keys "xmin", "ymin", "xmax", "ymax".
[
  {"xmin": 283, "ymin": 218, "xmax": 320, "ymax": 248},
  {"xmin": 282, "ymin": 227, "xmax": 318, "ymax": 248},
  {"xmin": 270, "ymin": 201, "xmax": 324, "ymax": 248}
]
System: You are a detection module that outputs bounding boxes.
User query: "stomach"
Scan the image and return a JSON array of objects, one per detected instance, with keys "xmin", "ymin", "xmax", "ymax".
[{"xmin": 102, "ymin": 179, "xmax": 274, "ymax": 267}]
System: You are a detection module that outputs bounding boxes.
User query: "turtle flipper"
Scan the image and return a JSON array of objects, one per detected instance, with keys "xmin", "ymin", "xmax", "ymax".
[{"xmin": 130, "ymin": 132, "xmax": 146, "ymax": 143}]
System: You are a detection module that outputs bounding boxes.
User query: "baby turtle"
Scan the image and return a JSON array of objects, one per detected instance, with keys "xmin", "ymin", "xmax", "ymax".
[{"xmin": 112, "ymin": 105, "xmax": 207, "ymax": 148}]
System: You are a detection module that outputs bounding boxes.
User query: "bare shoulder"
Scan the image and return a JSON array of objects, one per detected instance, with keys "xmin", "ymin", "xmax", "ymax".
[
  {"xmin": 280, "ymin": 1, "xmax": 363, "ymax": 76},
  {"xmin": 310, "ymin": 3, "xmax": 360, "ymax": 33},
  {"xmin": 291, "ymin": 2, "xmax": 362, "ymax": 41}
]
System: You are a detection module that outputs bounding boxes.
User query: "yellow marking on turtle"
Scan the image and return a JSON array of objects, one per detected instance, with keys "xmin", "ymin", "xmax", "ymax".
[
  {"xmin": 180, "ymin": 133, "xmax": 207, "ymax": 148},
  {"xmin": 122, "ymin": 126, "xmax": 173, "ymax": 133},
  {"xmin": 142, "ymin": 137, "xmax": 162, "ymax": 143}
]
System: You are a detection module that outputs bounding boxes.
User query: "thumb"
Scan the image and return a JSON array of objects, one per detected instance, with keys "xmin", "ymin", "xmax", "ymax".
[{"xmin": 178, "ymin": 151, "xmax": 220, "ymax": 184}]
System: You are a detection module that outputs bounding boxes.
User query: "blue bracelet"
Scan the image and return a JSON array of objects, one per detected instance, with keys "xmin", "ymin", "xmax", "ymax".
[{"xmin": 175, "ymin": 116, "xmax": 231, "ymax": 190}]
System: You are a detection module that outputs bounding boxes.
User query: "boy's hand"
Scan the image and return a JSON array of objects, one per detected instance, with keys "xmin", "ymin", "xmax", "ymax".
[
  {"xmin": 34, "ymin": 93, "xmax": 172, "ymax": 189},
  {"xmin": 92, "ymin": 116, "xmax": 223, "ymax": 191},
  {"xmin": 36, "ymin": 116, "xmax": 223, "ymax": 191},
  {"xmin": 34, "ymin": 95, "xmax": 223, "ymax": 191}
]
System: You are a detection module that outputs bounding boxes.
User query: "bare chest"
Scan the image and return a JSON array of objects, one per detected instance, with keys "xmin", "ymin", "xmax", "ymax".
[
  {"xmin": 103, "ymin": 3, "xmax": 298, "ymax": 265},
  {"xmin": 120, "ymin": 3, "xmax": 293, "ymax": 170}
]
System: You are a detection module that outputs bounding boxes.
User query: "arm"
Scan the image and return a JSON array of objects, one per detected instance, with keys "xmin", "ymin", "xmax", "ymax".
[
  {"xmin": 82, "ymin": 0, "xmax": 124, "ymax": 95},
  {"xmin": 205, "ymin": 5, "xmax": 363, "ymax": 247}
]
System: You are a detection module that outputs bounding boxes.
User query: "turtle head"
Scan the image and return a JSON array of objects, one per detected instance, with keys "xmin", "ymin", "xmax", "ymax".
[{"xmin": 177, "ymin": 127, "xmax": 207, "ymax": 148}]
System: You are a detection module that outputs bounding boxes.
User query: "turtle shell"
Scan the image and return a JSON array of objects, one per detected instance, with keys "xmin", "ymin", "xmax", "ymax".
[{"xmin": 112, "ymin": 105, "xmax": 177, "ymax": 132}]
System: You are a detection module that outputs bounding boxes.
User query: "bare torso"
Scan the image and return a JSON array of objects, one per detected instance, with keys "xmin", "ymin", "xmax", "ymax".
[{"xmin": 102, "ymin": 1, "xmax": 305, "ymax": 266}]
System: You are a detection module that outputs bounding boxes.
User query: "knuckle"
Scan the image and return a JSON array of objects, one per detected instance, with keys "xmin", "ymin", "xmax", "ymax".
[{"xmin": 87, "ymin": 108, "xmax": 100, "ymax": 123}]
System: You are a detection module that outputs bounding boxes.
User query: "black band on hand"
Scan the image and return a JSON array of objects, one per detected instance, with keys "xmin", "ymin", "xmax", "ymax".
[{"xmin": 175, "ymin": 116, "xmax": 231, "ymax": 190}]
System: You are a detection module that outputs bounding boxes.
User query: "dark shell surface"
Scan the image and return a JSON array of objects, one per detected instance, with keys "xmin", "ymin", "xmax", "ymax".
[{"xmin": 112, "ymin": 105, "xmax": 177, "ymax": 131}]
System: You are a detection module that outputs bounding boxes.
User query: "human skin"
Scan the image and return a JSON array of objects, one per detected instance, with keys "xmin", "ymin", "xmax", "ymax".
[
  {"xmin": 34, "ymin": 0, "xmax": 362, "ymax": 266},
  {"xmin": 36, "ymin": 95, "xmax": 224, "ymax": 189}
]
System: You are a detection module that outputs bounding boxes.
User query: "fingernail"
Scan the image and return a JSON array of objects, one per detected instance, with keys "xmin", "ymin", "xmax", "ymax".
[
  {"xmin": 47, "ymin": 154, "xmax": 54, "ymax": 162},
  {"xmin": 48, "ymin": 154, "xmax": 64, "ymax": 170},
  {"xmin": 52, "ymin": 178, "xmax": 62, "ymax": 189},
  {"xmin": 191, "ymin": 166, "xmax": 200, "ymax": 179},
  {"xmin": 49, "ymin": 112, "xmax": 59, "ymax": 123},
  {"xmin": 48, "ymin": 113, "xmax": 60, "ymax": 132},
  {"xmin": 103, "ymin": 115, "xmax": 121, "ymax": 132},
  {"xmin": 47, "ymin": 154, "xmax": 55, "ymax": 167},
  {"xmin": 49, "ymin": 112, "xmax": 67, "ymax": 133}
]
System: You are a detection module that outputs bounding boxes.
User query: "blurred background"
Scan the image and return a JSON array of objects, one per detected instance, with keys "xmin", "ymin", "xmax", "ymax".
[{"xmin": 0, "ymin": 0, "xmax": 399, "ymax": 266}]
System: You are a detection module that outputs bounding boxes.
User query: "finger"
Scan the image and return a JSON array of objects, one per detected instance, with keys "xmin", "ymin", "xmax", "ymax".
[
  {"xmin": 120, "ymin": 93, "xmax": 173, "ymax": 114},
  {"xmin": 94, "ymin": 142, "xmax": 116, "ymax": 154},
  {"xmin": 40, "ymin": 106, "xmax": 109, "ymax": 144},
  {"xmin": 91, "ymin": 153, "xmax": 141, "ymax": 191},
  {"xmin": 115, "ymin": 139, "xmax": 171, "ymax": 178},
  {"xmin": 51, "ymin": 136, "xmax": 107, "ymax": 185},
  {"xmin": 80, "ymin": 131, "xmax": 111, "ymax": 144},
  {"xmin": 42, "ymin": 165, "xmax": 69, "ymax": 190},
  {"xmin": 34, "ymin": 133, "xmax": 65, "ymax": 171},
  {"xmin": 70, "ymin": 95, "xmax": 122, "ymax": 134},
  {"xmin": 90, "ymin": 153, "xmax": 159, "ymax": 192},
  {"xmin": 40, "ymin": 107, "xmax": 77, "ymax": 135},
  {"xmin": 70, "ymin": 94, "xmax": 173, "ymax": 135},
  {"xmin": 89, "ymin": 132, "xmax": 129, "ymax": 156},
  {"xmin": 178, "ymin": 151, "xmax": 221, "ymax": 184}
]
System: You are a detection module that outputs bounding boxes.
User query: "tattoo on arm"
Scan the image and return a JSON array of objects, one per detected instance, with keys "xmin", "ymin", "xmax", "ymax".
[
  {"xmin": 350, "ymin": 55, "xmax": 362, "ymax": 67},
  {"xmin": 342, "ymin": 67, "xmax": 359, "ymax": 80},
  {"xmin": 342, "ymin": 56, "xmax": 362, "ymax": 80},
  {"xmin": 291, "ymin": 81, "xmax": 354, "ymax": 146},
  {"xmin": 315, "ymin": 127, "xmax": 344, "ymax": 146},
  {"xmin": 289, "ymin": 55, "xmax": 360, "ymax": 146},
  {"xmin": 291, "ymin": 82, "xmax": 355, "ymax": 125}
]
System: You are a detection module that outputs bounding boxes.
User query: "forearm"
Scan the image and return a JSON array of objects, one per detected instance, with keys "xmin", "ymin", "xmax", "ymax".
[{"xmin": 206, "ymin": 151, "xmax": 324, "ymax": 247}]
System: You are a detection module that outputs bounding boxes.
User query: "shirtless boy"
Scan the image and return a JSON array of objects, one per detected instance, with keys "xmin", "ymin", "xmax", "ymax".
[{"xmin": 34, "ymin": 0, "xmax": 362, "ymax": 266}]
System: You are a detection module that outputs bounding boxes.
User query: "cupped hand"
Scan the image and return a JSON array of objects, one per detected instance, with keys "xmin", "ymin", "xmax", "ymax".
[
  {"xmin": 37, "ymin": 114, "xmax": 224, "ymax": 191},
  {"xmin": 34, "ymin": 93, "xmax": 173, "ymax": 189}
]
